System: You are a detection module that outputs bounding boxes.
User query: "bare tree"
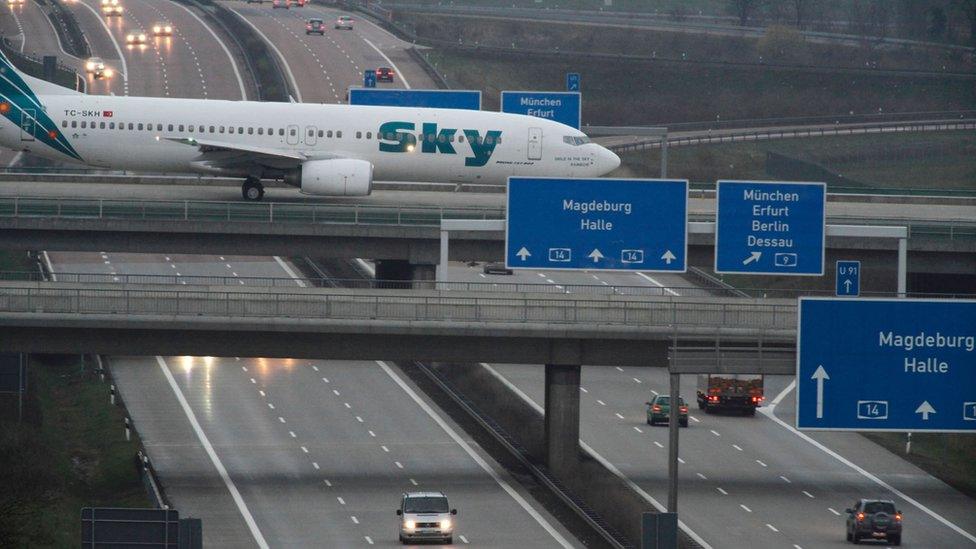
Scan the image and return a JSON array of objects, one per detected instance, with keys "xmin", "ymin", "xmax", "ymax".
[{"xmin": 728, "ymin": 0, "xmax": 762, "ymax": 26}]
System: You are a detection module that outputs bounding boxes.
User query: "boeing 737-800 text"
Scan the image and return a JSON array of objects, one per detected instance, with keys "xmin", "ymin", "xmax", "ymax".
[{"xmin": 0, "ymin": 51, "xmax": 619, "ymax": 200}]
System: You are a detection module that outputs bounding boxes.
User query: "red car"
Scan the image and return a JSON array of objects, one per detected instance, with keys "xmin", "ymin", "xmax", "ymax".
[
  {"xmin": 376, "ymin": 67, "xmax": 395, "ymax": 83},
  {"xmin": 272, "ymin": 0, "xmax": 290, "ymax": 8}
]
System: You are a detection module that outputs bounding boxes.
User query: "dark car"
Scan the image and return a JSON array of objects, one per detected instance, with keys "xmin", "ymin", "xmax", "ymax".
[
  {"xmin": 376, "ymin": 67, "xmax": 395, "ymax": 83},
  {"xmin": 482, "ymin": 262, "xmax": 513, "ymax": 275},
  {"xmin": 305, "ymin": 18, "xmax": 324, "ymax": 35},
  {"xmin": 846, "ymin": 499, "xmax": 902, "ymax": 545},
  {"xmin": 646, "ymin": 395, "xmax": 688, "ymax": 427}
]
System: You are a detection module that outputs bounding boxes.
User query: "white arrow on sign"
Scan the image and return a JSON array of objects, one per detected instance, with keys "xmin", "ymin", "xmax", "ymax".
[
  {"xmin": 588, "ymin": 249, "xmax": 604, "ymax": 263},
  {"xmin": 811, "ymin": 365, "xmax": 829, "ymax": 419},
  {"xmin": 516, "ymin": 247, "xmax": 531, "ymax": 261},
  {"xmin": 843, "ymin": 279, "xmax": 852, "ymax": 292},
  {"xmin": 661, "ymin": 250, "xmax": 676, "ymax": 265},
  {"xmin": 742, "ymin": 251, "xmax": 762, "ymax": 265},
  {"xmin": 915, "ymin": 401, "xmax": 936, "ymax": 420}
]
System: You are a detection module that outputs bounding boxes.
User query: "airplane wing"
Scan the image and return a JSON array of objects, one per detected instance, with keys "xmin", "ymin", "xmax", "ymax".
[{"xmin": 164, "ymin": 137, "xmax": 307, "ymax": 163}]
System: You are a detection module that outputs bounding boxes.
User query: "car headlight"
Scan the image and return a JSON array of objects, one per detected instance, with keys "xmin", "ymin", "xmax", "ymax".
[
  {"xmin": 103, "ymin": 68, "xmax": 113, "ymax": 77},
  {"xmin": 404, "ymin": 520, "xmax": 416, "ymax": 530},
  {"xmin": 153, "ymin": 26, "xmax": 161, "ymax": 33},
  {"xmin": 139, "ymin": 34, "xmax": 146, "ymax": 41},
  {"xmin": 165, "ymin": 26, "xmax": 172, "ymax": 33},
  {"xmin": 126, "ymin": 35, "xmax": 134, "ymax": 42},
  {"xmin": 86, "ymin": 62, "xmax": 95, "ymax": 70},
  {"xmin": 440, "ymin": 519, "xmax": 452, "ymax": 530}
]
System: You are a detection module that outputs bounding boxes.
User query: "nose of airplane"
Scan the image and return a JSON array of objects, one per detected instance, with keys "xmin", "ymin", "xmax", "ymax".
[{"xmin": 598, "ymin": 146, "xmax": 621, "ymax": 175}]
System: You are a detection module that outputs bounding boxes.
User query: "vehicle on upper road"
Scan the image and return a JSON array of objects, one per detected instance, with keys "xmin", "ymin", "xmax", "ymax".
[
  {"xmin": 335, "ymin": 15, "xmax": 354, "ymax": 29},
  {"xmin": 84, "ymin": 57, "xmax": 109, "ymax": 79},
  {"xmin": 293, "ymin": 0, "xmax": 306, "ymax": 6},
  {"xmin": 152, "ymin": 24, "xmax": 174, "ymax": 37},
  {"xmin": 0, "ymin": 48, "xmax": 620, "ymax": 201},
  {"xmin": 396, "ymin": 491, "xmax": 457, "ymax": 544},
  {"xmin": 646, "ymin": 395, "xmax": 689, "ymax": 427},
  {"xmin": 245, "ymin": 0, "xmax": 263, "ymax": 3},
  {"xmin": 101, "ymin": 0, "xmax": 123, "ymax": 16},
  {"xmin": 125, "ymin": 32, "xmax": 148, "ymax": 46},
  {"xmin": 7, "ymin": 0, "xmax": 27, "ymax": 6},
  {"xmin": 272, "ymin": 0, "xmax": 290, "ymax": 8},
  {"xmin": 306, "ymin": 18, "xmax": 325, "ymax": 35},
  {"xmin": 846, "ymin": 499, "xmax": 902, "ymax": 545},
  {"xmin": 697, "ymin": 374, "xmax": 764, "ymax": 415},
  {"xmin": 376, "ymin": 67, "xmax": 395, "ymax": 83},
  {"xmin": 483, "ymin": 262, "xmax": 513, "ymax": 275}
]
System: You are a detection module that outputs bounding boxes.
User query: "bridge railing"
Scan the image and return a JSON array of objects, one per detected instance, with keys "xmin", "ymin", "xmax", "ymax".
[{"xmin": 0, "ymin": 284, "xmax": 797, "ymax": 330}]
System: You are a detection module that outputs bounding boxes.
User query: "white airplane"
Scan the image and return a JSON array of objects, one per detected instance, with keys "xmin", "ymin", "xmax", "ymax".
[{"xmin": 0, "ymin": 50, "xmax": 620, "ymax": 200}]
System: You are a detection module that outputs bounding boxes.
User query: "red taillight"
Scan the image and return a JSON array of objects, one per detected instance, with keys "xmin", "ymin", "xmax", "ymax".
[
  {"xmin": 857, "ymin": 513, "xmax": 865, "ymax": 521},
  {"xmin": 679, "ymin": 406, "xmax": 688, "ymax": 412},
  {"xmin": 709, "ymin": 396, "xmax": 718, "ymax": 402},
  {"xmin": 306, "ymin": 25, "xmax": 311, "ymax": 29},
  {"xmin": 652, "ymin": 405, "xmax": 661, "ymax": 412}
]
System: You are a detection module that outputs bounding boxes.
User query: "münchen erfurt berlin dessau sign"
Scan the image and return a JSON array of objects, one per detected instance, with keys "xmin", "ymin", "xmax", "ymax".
[
  {"xmin": 797, "ymin": 298, "xmax": 976, "ymax": 432},
  {"xmin": 505, "ymin": 177, "xmax": 687, "ymax": 272}
]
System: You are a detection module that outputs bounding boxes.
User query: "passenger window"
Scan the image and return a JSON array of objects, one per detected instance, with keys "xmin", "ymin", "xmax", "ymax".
[
  {"xmin": 278, "ymin": 128, "xmax": 284, "ymax": 136},
  {"xmin": 128, "ymin": 123, "xmax": 134, "ymax": 130},
  {"xmin": 71, "ymin": 121, "xmax": 77, "ymax": 128},
  {"xmin": 366, "ymin": 132, "xmax": 372, "ymax": 139},
  {"xmin": 458, "ymin": 135, "xmax": 465, "ymax": 143},
  {"xmin": 318, "ymin": 130, "xmax": 323, "ymax": 138},
  {"xmin": 179, "ymin": 125, "xmax": 184, "ymax": 132},
  {"xmin": 289, "ymin": 128, "xmax": 296, "ymax": 136},
  {"xmin": 267, "ymin": 128, "xmax": 273, "ymax": 135},
  {"xmin": 238, "ymin": 127, "xmax": 243, "ymax": 134},
  {"xmin": 109, "ymin": 122, "xmax": 115, "ymax": 129},
  {"xmin": 61, "ymin": 120, "xmax": 68, "ymax": 128},
  {"xmin": 336, "ymin": 131, "xmax": 342, "ymax": 138},
  {"xmin": 327, "ymin": 130, "xmax": 333, "ymax": 138},
  {"xmin": 137, "ymin": 123, "xmax": 143, "ymax": 130},
  {"xmin": 485, "ymin": 136, "xmax": 494, "ymax": 145},
  {"xmin": 449, "ymin": 135, "xmax": 455, "ymax": 143},
  {"xmin": 248, "ymin": 127, "xmax": 253, "ymax": 135},
  {"xmin": 219, "ymin": 126, "xmax": 225, "ymax": 134},
  {"xmin": 308, "ymin": 129, "xmax": 314, "ymax": 137},
  {"xmin": 356, "ymin": 131, "xmax": 362, "ymax": 139},
  {"xmin": 258, "ymin": 128, "xmax": 264, "ymax": 135},
  {"xmin": 229, "ymin": 127, "xmax": 235, "ymax": 134},
  {"xmin": 81, "ymin": 121, "xmax": 88, "ymax": 129},
  {"xmin": 155, "ymin": 124, "xmax": 161, "ymax": 131},
  {"xmin": 188, "ymin": 125, "xmax": 194, "ymax": 132}
]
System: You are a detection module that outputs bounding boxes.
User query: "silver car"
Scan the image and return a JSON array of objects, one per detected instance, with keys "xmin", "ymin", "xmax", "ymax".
[{"xmin": 396, "ymin": 491, "xmax": 457, "ymax": 544}]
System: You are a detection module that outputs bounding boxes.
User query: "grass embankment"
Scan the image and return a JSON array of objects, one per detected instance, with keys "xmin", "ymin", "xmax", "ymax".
[
  {"xmin": 864, "ymin": 433, "xmax": 976, "ymax": 499},
  {"xmin": 615, "ymin": 131, "xmax": 976, "ymax": 191},
  {"xmin": 0, "ymin": 354, "xmax": 150, "ymax": 546}
]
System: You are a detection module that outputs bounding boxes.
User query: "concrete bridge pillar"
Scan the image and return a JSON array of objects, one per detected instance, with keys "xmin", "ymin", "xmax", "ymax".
[{"xmin": 544, "ymin": 363, "xmax": 581, "ymax": 475}]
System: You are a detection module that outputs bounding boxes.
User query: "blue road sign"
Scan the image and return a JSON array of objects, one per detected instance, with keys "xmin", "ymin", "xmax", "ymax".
[
  {"xmin": 797, "ymin": 298, "xmax": 976, "ymax": 432},
  {"xmin": 836, "ymin": 260, "xmax": 860, "ymax": 297},
  {"xmin": 566, "ymin": 73, "xmax": 580, "ymax": 91},
  {"xmin": 506, "ymin": 177, "xmax": 688, "ymax": 272},
  {"xmin": 500, "ymin": 91, "xmax": 581, "ymax": 129},
  {"xmin": 715, "ymin": 180, "xmax": 826, "ymax": 275},
  {"xmin": 363, "ymin": 70, "xmax": 376, "ymax": 88},
  {"xmin": 349, "ymin": 88, "xmax": 481, "ymax": 110}
]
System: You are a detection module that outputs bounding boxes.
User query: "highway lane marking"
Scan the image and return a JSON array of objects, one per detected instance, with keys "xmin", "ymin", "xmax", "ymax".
[
  {"xmin": 71, "ymin": 0, "xmax": 129, "ymax": 94},
  {"xmin": 312, "ymin": 462, "xmax": 320, "ymax": 470},
  {"xmin": 615, "ymin": 367, "xmax": 623, "ymax": 372},
  {"xmin": 312, "ymin": 365, "xmax": 319, "ymax": 371},
  {"xmin": 740, "ymin": 504, "xmax": 752, "ymax": 513},
  {"xmin": 301, "ymin": 446, "xmax": 308, "ymax": 453},
  {"xmin": 802, "ymin": 491, "xmax": 815, "ymax": 498},
  {"xmin": 377, "ymin": 361, "xmax": 576, "ymax": 548},
  {"xmin": 250, "ymin": 378, "xmax": 256, "ymax": 384},
  {"xmin": 653, "ymin": 441, "xmax": 664, "ymax": 448},
  {"xmin": 632, "ymin": 377, "xmax": 642, "ymax": 384},
  {"xmin": 710, "ymin": 430, "xmax": 721, "ymax": 437},
  {"xmin": 793, "ymin": 545, "xmax": 803, "ymax": 549},
  {"xmin": 337, "ymin": 496, "xmax": 345, "ymax": 505},
  {"xmin": 780, "ymin": 475, "xmax": 791, "ymax": 483},
  {"xmin": 478, "ymin": 362, "xmax": 712, "ymax": 548},
  {"xmin": 381, "ymin": 445, "xmax": 389, "ymax": 453},
  {"xmin": 267, "ymin": 403, "xmax": 275, "ymax": 410},
  {"xmin": 322, "ymin": 377, "xmax": 329, "ymax": 383},
  {"xmin": 828, "ymin": 507, "xmax": 841, "ymax": 516},
  {"xmin": 580, "ymin": 387, "xmax": 588, "ymax": 393},
  {"xmin": 351, "ymin": 516, "xmax": 359, "ymax": 524},
  {"xmin": 395, "ymin": 461, "xmax": 404, "ymax": 469},
  {"xmin": 677, "ymin": 457, "xmax": 685, "ymax": 464},
  {"xmin": 755, "ymin": 460, "xmax": 767, "ymax": 467},
  {"xmin": 170, "ymin": 0, "xmax": 246, "ymax": 99},
  {"xmin": 344, "ymin": 402, "xmax": 351, "ymax": 409},
  {"xmin": 763, "ymin": 387, "xmax": 976, "ymax": 544},
  {"xmin": 278, "ymin": 417, "xmax": 286, "ymax": 423},
  {"xmin": 696, "ymin": 473, "xmax": 708, "ymax": 480},
  {"xmin": 155, "ymin": 357, "xmax": 269, "ymax": 548},
  {"xmin": 368, "ymin": 430, "xmax": 376, "ymax": 437},
  {"xmin": 732, "ymin": 444, "xmax": 743, "ymax": 451},
  {"xmin": 596, "ymin": 399, "xmax": 606, "ymax": 406},
  {"xmin": 689, "ymin": 415, "xmax": 700, "ymax": 423},
  {"xmin": 636, "ymin": 272, "xmax": 681, "ymax": 296},
  {"xmin": 650, "ymin": 390, "xmax": 659, "ymax": 396},
  {"xmin": 324, "ymin": 479, "xmax": 332, "ymax": 487},
  {"xmin": 289, "ymin": 431, "xmax": 296, "ymax": 438},
  {"xmin": 766, "ymin": 524, "xmax": 779, "ymax": 532},
  {"xmin": 615, "ymin": 413, "xmax": 625, "ymax": 419},
  {"xmin": 241, "ymin": 365, "xmax": 247, "ymax": 371},
  {"xmin": 459, "ymin": 535, "xmax": 470, "ymax": 543},
  {"xmin": 633, "ymin": 426, "xmax": 643, "ymax": 433},
  {"xmin": 333, "ymin": 389, "xmax": 340, "ymax": 396},
  {"xmin": 364, "ymin": 536, "xmax": 374, "ymax": 545},
  {"xmin": 227, "ymin": 6, "xmax": 303, "ymax": 102},
  {"xmin": 716, "ymin": 487, "xmax": 728, "ymax": 495},
  {"xmin": 356, "ymin": 416, "xmax": 364, "ymax": 423}
]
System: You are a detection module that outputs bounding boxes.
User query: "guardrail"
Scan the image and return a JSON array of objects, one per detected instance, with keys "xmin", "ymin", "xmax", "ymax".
[
  {"xmin": 610, "ymin": 121, "xmax": 976, "ymax": 153},
  {"xmin": 3, "ymin": 196, "xmax": 973, "ymax": 241},
  {"xmin": 0, "ymin": 196, "xmax": 504, "ymax": 226},
  {"xmin": 5, "ymin": 271, "xmax": 972, "ymax": 299},
  {"xmin": 0, "ymin": 284, "xmax": 796, "ymax": 330}
]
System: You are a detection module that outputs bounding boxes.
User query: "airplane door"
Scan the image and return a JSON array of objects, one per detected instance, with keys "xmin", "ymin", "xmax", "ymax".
[
  {"xmin": 286, "ymin": 124, "xmax": 300, "ymax": 145},
  {"xmin": 305, "ymin": 125, "xmax": 317, "ymax": 146},
  {"xmin": 20, "ymin": 109, "xmax": 36, "ymax": 142},
  {"xmin": 527, "ymin": 127, "xmax": 542, "ymax": 161}
]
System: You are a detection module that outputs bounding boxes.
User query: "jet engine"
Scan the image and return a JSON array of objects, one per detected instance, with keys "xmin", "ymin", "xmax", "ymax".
[{"xmin": 286, "ymin": 158, "xmax": 373, "ymax": 196}]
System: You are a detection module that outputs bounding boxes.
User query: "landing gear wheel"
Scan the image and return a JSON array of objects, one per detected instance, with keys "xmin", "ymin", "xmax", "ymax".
[{"xmin": 242, "ymin": 177, "xmax": 264, "ymax": 201}]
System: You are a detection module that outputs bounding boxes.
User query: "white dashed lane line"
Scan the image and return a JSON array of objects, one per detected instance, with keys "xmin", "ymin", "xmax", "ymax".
[
  {"xmin": 740, "ymin": 504, "xmax": 752, "ymax": 513},
  {"xmin": 716, "ymin": 487, "xmax": 728, "ymax": 495},
  {"xmin": 802, "ymin": 491, "xmax": 815, "ymax": 498},
  {"xmin": 780, "ymin": 475, "xmax": 791, "ymax": 483}
]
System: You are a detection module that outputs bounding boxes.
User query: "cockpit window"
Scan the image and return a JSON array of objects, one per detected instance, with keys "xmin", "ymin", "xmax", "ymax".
[{"xmin": 563, "ymin": 135, "xmax": 590, "ymax": 146}]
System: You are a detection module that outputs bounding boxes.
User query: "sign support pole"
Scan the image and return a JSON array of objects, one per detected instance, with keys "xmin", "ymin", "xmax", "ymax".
[
  {"xmin": 897, "ymin": 237, "xmax": 907, "ymax": 297},
  {"xmin": 667, "ymin": 369, "xmax": 680, "ymax": 512},
  {"xmin": 660, "ymin": 139, "xmax": 668, "ymax": 179}
]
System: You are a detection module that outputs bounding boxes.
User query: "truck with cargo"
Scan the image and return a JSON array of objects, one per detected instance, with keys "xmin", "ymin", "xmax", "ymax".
[{"xmin": 696, "ymin": 374, "xmax": 764, "ymax": 415}]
